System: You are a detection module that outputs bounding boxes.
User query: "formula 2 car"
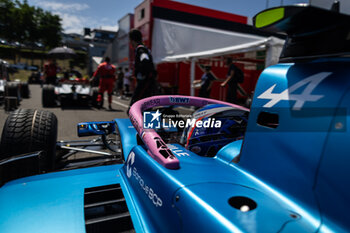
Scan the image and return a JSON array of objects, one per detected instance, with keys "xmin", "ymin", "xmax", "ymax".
[
  {"xmin": 1, "ymin": 3, "xmax": 350, "ymax": 233},
  {"xmin": 42, "ymin": 77, "xmax": 99, "ymax": 107}
]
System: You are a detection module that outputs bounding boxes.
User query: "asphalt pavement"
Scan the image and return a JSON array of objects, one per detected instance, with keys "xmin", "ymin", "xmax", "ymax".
[{"xmin": 0, "ymin": 84, "xmax": 130, "ymax": 141}]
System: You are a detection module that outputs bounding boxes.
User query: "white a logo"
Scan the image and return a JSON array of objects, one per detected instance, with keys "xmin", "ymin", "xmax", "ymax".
[{"xmin": 258, "ymin": 72, "xmax": 331, "ymax": 110}]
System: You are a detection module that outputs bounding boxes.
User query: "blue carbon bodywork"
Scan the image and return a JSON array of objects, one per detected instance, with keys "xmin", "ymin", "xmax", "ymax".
[
  {"xmin": 122, "ymin": 144, "xmax": 305, "ymax": 232},
  {"xmin": 115, "ymin": 118, "xmax": 138, "ymax": 160},
  {"xmin": 240, "ymin": 58, "xmax": 350, "ymax": 232},
  {"xmin": 0, "ymin": 164, "xmax": 143, "ymax": 233},
  {"xmin": 0, "ymin": 58, "xmax": 349, "ymax": 232}
]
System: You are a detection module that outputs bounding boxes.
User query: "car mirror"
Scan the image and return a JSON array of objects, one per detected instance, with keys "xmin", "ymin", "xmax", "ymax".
[
  {"xmin": 77, "ymin": 121, "xmax": 115, "ymax": 137},
  {"xmin": 254, "ymin": 7, "xmax": 285, "ymax": 29}
]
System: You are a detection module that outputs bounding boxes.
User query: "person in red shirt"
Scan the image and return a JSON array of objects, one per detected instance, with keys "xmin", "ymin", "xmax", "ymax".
[
  {"xmin": 90, "ymin": 57, "xmax": 116, "ymax": 110},
  {"xmin": 43, "ymin": 58, "xmax": 58, "ymax": 85}
]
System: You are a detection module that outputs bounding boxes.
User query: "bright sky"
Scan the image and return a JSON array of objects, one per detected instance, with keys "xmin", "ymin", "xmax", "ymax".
[{"xmin": 27, "ymin": 0, "xmax": 307, "ymax": 34}]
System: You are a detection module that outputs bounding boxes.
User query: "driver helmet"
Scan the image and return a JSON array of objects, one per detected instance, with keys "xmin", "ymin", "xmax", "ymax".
[{"xmin": 180, "ymin": 104, "xmax": 249, "ymax": 157}]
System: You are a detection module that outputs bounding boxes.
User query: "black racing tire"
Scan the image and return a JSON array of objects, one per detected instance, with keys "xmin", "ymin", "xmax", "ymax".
[
  {"xmin": 20, "ymin": 82, "xmax": 30, "ymax": 98},
  {"xmin": 5, "ymin": 82, "xmax": 19, "ymax": 98},
  {"xmin": 91, "ymin": 87, "xmax": 103, "ymax": 107},
  {"xmin": 42, "ymin": 84, "xmax": 55, "ymax": 107},
  {"xmin": 0, "ymin": 109, "xmax": 58, "ymax": 171}
]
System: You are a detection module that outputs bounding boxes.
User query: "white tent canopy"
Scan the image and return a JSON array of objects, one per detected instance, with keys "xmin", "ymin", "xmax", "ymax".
[
  {"xmin": 162, "ymin": 37, "xmax": 284, "ymax": 67},
  {"xmin": 162, "ymin": 39, "xmax": 267, "ymax": 62},
  {"xmin": 151, "ymin": 17, "xmax": 285, "ymax": 96},
  {"xmin": 152, "ymin": 18, "xmax": 285, "ymax": 67}
]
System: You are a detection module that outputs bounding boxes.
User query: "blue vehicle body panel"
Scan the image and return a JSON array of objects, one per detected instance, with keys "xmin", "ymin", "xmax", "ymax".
[
  {"xmin": 0, "ymin": 165, "xmax": 143, "ymax": 233},
  {"xmin": 215, "ymin": 139, "xmax": 243, "ymax": 164},
  {"xmin": 115, "ymin": 118, "xmax": 138, "ymax": 160},
  {"xmin": 314, "ymin": 89, "xmax": 350, "ymax": 233},
  {"xmin": 174, "ymin": 183, "xmax": 291, "ymax": 233},
  {"xmin": 121, "ymin": 144, "xmax": 319, "ymax": 232},
  {"xmin": 239, "ymin": 59, "xmax": 350, "ymax": 231}
]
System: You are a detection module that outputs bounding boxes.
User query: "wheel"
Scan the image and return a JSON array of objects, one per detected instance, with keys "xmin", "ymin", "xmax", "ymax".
[
  {"xmin": 4, "ymin": 96, "xmax": 18, "ymax": 111},
  {"xmin": 20, "ymin": 82, "xmax": 30, "ymax": 98},
  {"xmin": 0, "ymin": 109, "xmax": 58, "ymax": 171},
  {"xmin": 42, "ymin": 84, "xmax": 55, "ymax": 107},
  {"xmin": 91, "ymin": 87, "xmax": 103, "ymax": 107},
  {"xmin": 5, "ymin": 82, "xmax": 19, "ymax": 99}
]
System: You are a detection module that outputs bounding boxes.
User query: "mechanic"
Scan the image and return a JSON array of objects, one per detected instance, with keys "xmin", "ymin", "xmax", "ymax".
[
  {"xmin": 221, "ymin": 57, "xmax": 243, "ymax": 104},
  {"xmin": 128, "ymin": 29, "xmax": 158, "ymax": 113},
  {"xmin": 90, "ymin": 57, "xmax": 116, "ymax": 110},
  {"xmin": 193, "ymin": 65, "xmax": 216, "ymax": 98},
  {"xmin": 43, "ymin": 58, "xmax": 58, "ymax": 85}
]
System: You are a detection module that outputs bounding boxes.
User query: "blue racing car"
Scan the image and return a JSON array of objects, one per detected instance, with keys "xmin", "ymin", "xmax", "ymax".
[{"xmin": 0, "ymin": 4, "xmax": 349, "ymax": 233}]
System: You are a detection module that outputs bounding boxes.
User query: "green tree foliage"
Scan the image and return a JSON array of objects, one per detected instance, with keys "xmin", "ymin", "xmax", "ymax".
[
  {"xmin": 0, "ymin": 0, "xmax": 62, "ymax": 48},
  {"xmin": 0, "ymin": 0, "xmax": 16, "ymax": 41}
]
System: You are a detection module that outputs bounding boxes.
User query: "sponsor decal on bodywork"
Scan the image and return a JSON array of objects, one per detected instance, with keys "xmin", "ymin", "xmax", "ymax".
[
  {"xmin": 168, "ymin": 144, "xmax": 190, "ymax": 157},
  {"xmin": 258, "ymin": 72, "xmax": 331, "ymax": 110},
  {"xmin": 126, "ymin": 151, "xmax": 163, "ymax": 207},
  {"xmin": 126, "ymin": 152, "xmax": 135, "ymax": 178},
  {"xmin": 169, "ymin": 97, "xmax": 190, "ymax": 104},
  {"xmin": 141, "ymin": 98, "xmax": 161, "ymax": 110}
]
